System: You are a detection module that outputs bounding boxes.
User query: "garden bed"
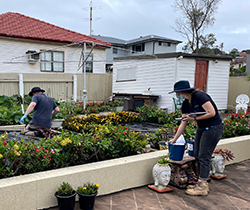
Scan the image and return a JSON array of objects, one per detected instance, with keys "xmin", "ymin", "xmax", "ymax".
[{"xmin": 0, "ymin": 135, "xmax": 250, "ymax": 210}]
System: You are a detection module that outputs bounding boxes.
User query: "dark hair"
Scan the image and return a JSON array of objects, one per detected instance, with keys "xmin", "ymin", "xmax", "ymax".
[{"xmin": 180, "ymin": 88, "xmax": 199, "ymax": 94}]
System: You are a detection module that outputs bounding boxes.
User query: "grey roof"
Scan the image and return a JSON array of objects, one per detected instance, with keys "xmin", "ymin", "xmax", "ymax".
[
  {"xmin": 91, "ymin": 34, "xmax": 182, "ymax": 46},
  {"xmin": 91, "ymin": 35, "xmax": 127, "ymax": 45},
  {"xmin": 126, "ymin": 34, "xmax": 182, "ymax": 44},
  {"xmin": 114, "ymin": 52, "xmax": 233, "ymax": 61}
]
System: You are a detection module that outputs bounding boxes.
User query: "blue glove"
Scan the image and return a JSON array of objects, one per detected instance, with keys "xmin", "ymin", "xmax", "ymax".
[{"xmin": 20, "ymin": 114, "xmax": 27, "ymax": 124}]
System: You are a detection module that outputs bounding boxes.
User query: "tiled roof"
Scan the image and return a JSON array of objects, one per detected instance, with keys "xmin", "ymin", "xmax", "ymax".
[
  {"xmin": 230, "ymin": 52, "xmax": 247, "ymax": 65},
  {"xmin": 238, "ymin": 52, "xmax": 247, "ymax": 57},
  {"xmin": 0, "ymin": 12, "xmax": 111, "ymax": 47},
  {"xmin": 230, "ymin": 56, "xmax": 247, "ymax": 64}
]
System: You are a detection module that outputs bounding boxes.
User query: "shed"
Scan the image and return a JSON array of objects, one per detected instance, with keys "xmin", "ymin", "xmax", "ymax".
[{"xmin": 112, "ymin": 52, "xmax": 232, "ymax": 112}]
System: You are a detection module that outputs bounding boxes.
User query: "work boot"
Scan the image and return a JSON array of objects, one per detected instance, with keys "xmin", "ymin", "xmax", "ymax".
[
  {"xmin": 185, "ymin": 181, "xmax": 209, "ymax": 196},
  {"xmin": 187, "ymin": 180, "xmax": 209, "ymax": 192}
]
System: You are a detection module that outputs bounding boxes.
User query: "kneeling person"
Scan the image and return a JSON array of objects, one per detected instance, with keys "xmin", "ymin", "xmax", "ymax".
[{"xmin": 20, "ymin": 87, "xmax": 60, "ymax": 137}]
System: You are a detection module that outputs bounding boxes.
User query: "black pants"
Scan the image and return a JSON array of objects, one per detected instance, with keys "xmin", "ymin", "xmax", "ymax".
[{"xmin": 194, "ymin": 122, "xmax": 224, "ymax": 180}]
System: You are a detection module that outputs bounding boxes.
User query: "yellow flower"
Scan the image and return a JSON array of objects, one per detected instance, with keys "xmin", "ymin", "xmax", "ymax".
[
  {"xmin": 0, "ymin": 154, "xmax": 3, "ymax": 159},
  {"xmin": 13, "ymin": 144, "xmax": 19, "ymax": 150},
  {"xmin": 14, "ymin": 150, "xmax": 21, "ymax": 156},
  {"xmin": 83, "ymin": 187, "xmax": 87, "ymax": 190}
]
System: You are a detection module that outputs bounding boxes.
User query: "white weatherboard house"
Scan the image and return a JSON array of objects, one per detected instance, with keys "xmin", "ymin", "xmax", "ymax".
[
  {"xmin": 0, "ymin": 12, "xmax": 111, "ymax": 74},
  {"xmin": 113, "ymin": 52, "xmax": 232, "ymax": 113}
]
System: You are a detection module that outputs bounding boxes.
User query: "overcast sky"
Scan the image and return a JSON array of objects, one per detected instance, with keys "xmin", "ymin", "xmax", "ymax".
[{"xmin": 1, "ymin": 0, "xmax": 250, "ymax": 53}]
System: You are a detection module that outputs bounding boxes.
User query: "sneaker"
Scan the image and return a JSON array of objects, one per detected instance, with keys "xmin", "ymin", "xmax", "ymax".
[{"xmin": 185, "ymin": 181, "xmax": 209, "ymax": 196}]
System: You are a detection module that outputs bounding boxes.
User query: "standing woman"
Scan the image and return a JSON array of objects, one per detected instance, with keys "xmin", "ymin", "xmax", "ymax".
[{"xmin": 169, "ymin": 80, "xmax": 224, "ymax": 196}]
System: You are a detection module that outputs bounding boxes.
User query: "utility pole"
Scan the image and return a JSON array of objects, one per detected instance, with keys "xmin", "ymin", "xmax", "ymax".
[
  {"xmin": 83, "ymin": 42, "xmax": 87, "ymax": 109},
  {"xmin": 83, "ymin": 0, "xmax": 101, "ymax": 36},
  {"xmin": 89, "ymin": 0, "xmax": 93, "ymax": 36}
]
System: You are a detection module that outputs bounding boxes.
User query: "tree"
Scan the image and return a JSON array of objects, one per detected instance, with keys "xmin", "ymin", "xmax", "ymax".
[
  {"xmin": 198, "ymin": 33, "xmax": 216, "ymax": 54},
  {"xmin": 228, "ymin": 48, "xmax": 239, "ymax": 57},
  {"xmin": 200, "ymin": 33, "xmax": 216, "ymax": 48},
  {"xmin": 173, "ymin": 0, "xmax": 222, "ymax": 53}
]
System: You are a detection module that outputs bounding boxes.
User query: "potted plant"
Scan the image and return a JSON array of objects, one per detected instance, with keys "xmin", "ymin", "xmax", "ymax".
[
  {"xmin": 55, "ymin": 182, "xmax": 76, "ymax": 210},
  {"xmin": 211, "ymin": 149, "xmax": 235, "ymax": 179},
  {"xmin": 148, "ymin": 155, "xmax": 173, "ymax": 192},
  {"xmin": 77, "ymin": 183, "xmax": 99, "ymax": 210},
  {"xmin": 111, "ymin": 99, "xmax": 124, "ymax": 112}
]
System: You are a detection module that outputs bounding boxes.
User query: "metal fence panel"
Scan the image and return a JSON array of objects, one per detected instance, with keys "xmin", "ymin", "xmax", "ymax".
[{"xmin": 0, "ymin": 73, "xmax": 112, "ymax": 102}]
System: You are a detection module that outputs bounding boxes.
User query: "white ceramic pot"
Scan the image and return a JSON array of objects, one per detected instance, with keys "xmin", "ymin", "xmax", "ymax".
[
  {"xmin": 152, "ymin": 163, "xmax": 171, "ymax": 190},
  {"xmin": 211, "ymin": 154, "xmax": 225, "ymax": 176}
]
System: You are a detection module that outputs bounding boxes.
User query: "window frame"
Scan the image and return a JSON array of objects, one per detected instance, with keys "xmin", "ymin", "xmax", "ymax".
[
  {"xmin": 132, "ymin": 43, "xmax": 145, "ymax": 53},
  {"xmin": 113, "ymin": 47, "xmax": 118, "ymax": 54},
  {"xmin": 40, "ymin": 50, "xmax": 64, "ymax": 72},
  {"xmin": 83, "ymin": 53, "xmax": 93, "ymax": 73}
]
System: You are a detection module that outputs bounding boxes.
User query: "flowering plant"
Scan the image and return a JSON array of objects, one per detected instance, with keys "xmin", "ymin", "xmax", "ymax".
[
  {"xmin": 213, "ymin": 149, "xmax": 235, "ymax": 161},
  {"xmin": 56, "ymin": 182, "xmax": 75, "ymax": 196},
  {"xmin": 77, "ymin": 183, "xmax": 99, "ymax": 195},
  {"xmin": 222, "ymin": 112, "xmax": 250, "ymax": 138}
]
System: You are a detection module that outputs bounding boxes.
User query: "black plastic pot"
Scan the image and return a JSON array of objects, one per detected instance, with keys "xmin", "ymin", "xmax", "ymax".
[
  {"xmin": 77, "ymin": 191, "xmax": 98, "ymax": 210},
  {"xmin": 55, "ymin": 191, "xmax": 76, "ymax": 210}
]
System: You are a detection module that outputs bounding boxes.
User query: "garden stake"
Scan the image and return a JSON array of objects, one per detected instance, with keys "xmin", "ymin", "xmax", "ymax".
[{"xmin": 19, "ymin": 95, "xmax": 27, "ymax": 125}]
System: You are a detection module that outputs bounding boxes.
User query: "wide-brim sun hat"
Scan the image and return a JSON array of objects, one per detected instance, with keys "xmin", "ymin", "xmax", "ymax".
[
  {"xmin": 169, "ymin": 80, "xmax": 196, "ymax": 94},
  {"xmin": 29, "ymin": 87, "xmax": 45, "ymax": 96}
]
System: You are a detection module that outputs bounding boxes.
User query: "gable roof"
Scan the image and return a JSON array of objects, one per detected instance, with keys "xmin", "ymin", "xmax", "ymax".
[
  {"xmin": 92, "ymin": 34, "xmax": 182, "ymax": 46},
  {"xmin": 0, "ymin": 12, "xmax": 111, "ymax": 47}
]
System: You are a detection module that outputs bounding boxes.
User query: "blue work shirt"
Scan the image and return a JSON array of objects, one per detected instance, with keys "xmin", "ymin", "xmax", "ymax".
[{"xmin": 29, "ymin": 94, "xmax": 58, "ymax": 128}]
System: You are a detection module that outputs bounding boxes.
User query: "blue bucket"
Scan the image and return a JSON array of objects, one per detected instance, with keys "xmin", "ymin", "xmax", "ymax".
[
  {"xmin": 187, "ymin": 139, "xmax": 195, "ymax": 156},
  {"xmin": 168, "ymin": 143, "xmax": 185, "ymax": 161}
]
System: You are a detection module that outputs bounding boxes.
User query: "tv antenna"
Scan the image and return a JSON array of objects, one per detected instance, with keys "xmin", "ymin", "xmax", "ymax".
[{"xmin": 83, "ymin": 0, "xmax": 101, "ymax": 36}]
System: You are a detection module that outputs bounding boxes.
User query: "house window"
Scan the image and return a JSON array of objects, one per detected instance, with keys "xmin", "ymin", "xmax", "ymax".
[
  {"xmin": 163, "ymin": 42, "xmax": 171, "ymax": 47},
  {"xmin": 132, "ymin": 43, "xmax": 145, "ymax": 53},
  {"xmin": 83, "ymin": 53, "xmax": 93, "ymax": 73},
  {"xmin": 40, "ymin": 51, "xmax": 64, "ymax": 72},
  {"xmin": 158, "ymin": 41, "xmax": 162, "ymax": 46},
  {"xmin": 113, "ymin": 48, "xmax": 118, "ymax": 54},
  {"xmin": 116, "ymin": 66, "xmax": 137, "ymax": 82}
]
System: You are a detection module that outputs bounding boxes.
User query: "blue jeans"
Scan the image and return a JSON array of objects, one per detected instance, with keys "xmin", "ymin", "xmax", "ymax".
[{"xmin": 194, "ymin": 122, "xmax": 224, "ymax": 180}]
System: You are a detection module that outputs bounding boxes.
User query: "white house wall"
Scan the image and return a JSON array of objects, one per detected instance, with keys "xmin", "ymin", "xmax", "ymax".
[
  {"xmin": 177, "ymin": 58, "xmax": 230, "ymax": 110},
  {"xmin": 206, "ymin": 60, "xmax": 230, "ymax": 110},
  {"xmin": 168, "ymin": 58, "xmax": 196, "ymax": 112},
  {"xmin": 154, "ymin": 43, "xmax": 177, "ymax": 54},
  {"xmin": 105, "ymin": 47, "xmax": 128, "ymax": 65},
  {"xmin": 176, "ymin": 58, "xmax": 196, "ymax": 84},
  {"xmin": 126, "ymin": 41, "xmax": 177, "ymax": 57},
  {"xmin": 113, "ymin": 58, "xmax": 176, "ymax": 112},
  {"xmin": 0, "ymin": 38, "xmax": 106, "ymax": 73}
]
